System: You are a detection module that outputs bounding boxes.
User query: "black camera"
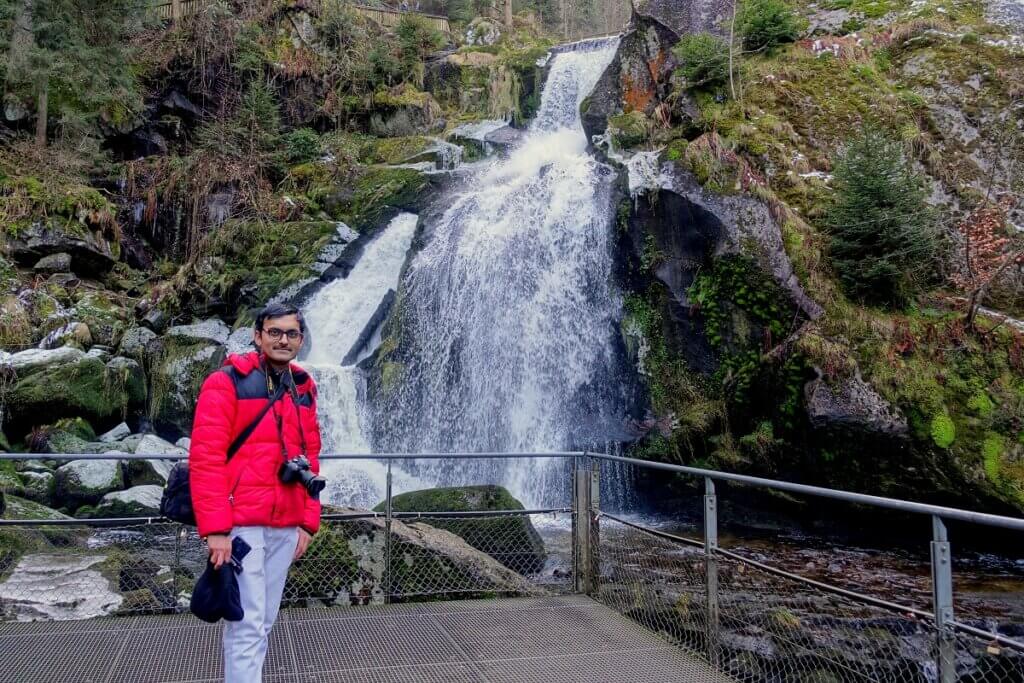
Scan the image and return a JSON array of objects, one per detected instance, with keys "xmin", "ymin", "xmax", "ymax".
[{"xmin": 279, "ymin": 455, "xmax": 326, "ymax": 499}]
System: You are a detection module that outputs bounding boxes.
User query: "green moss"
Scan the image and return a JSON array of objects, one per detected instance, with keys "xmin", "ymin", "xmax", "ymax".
[
  {"xmin": 380, "ymin": 361, "xmax": 405, "ymax": 395},
  {"xmin": 609, "ymin": 111, "xmax": 651, "ymax": 150},
  {"xmin": 340, "ymin": 167, "xmax": 428, "ymax": 230},
  {"xmin": 358, "ymin": 136, "xmax": 433, "ymax": 165},
  {"xmin": 982, "ymin": 434, "xmax": 1005, "ymax": 481},
  {"xmin": 929, "ymin": 412, "xmax": 955, "ymax": 448},
  {"xmin": 10, "ymin": 356, "xmax": 143, "ymax": 427},
  {"xmin": 199, "ymin": 220, "xmax": 338, "ymax": 306},
  {"xmin": 664, "ymin": 138, "xmax": 690, "ymax": 162},
  {"xmin": 967, "ymin": 391, "xmax": 995, "ymax": 417}
]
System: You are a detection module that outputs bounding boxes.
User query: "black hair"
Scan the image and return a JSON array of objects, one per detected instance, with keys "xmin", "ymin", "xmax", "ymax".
[{"xmin": 255, "ymin": 303, "xmax": 306, "ymax": 333}]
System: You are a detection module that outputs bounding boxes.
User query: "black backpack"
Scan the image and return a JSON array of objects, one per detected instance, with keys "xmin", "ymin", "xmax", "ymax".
[{"xmin": 160, "ymin": 380, "xmax": 286, "ymax": 526}]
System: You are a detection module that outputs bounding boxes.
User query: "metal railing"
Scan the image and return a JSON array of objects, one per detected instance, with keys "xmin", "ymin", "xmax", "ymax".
[{"xmin": 1, "ymin": 450, "xmax": 1022, "ymax": 682}]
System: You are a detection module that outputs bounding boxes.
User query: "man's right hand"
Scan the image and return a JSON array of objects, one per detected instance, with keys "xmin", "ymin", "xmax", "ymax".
[{"xmin": 207, "ymin": 534, "xmax": 232, "ymax": 569}]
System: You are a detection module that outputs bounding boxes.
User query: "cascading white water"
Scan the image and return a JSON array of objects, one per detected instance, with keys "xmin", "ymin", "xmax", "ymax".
[
  {"xmin": 302, "ymin": 213, "xmax": 429, "ymax": 508},
  {"xmin": 369, "ymin": 39, "xmax": 628, "ymax": 508}
]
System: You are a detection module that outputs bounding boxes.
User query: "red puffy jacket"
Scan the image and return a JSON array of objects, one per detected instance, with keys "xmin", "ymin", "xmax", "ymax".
[{"xmin": 189, "ymin": 351, "xmax": 322, "ymax": 538}]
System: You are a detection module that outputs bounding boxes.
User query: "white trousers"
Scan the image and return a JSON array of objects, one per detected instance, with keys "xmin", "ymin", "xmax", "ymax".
[{"xmin": 223, "ymin": 526, "xmax": 299, "ymax": 683}]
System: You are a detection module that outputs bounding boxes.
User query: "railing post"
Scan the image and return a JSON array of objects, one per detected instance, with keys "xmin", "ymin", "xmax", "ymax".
[
  {"xmin": 171, "ymin": 0, "xmax": 181, "ymax": 21},
  {"xmin": 174, "ymin": 523, "xmax": 183, "ymax": 612},
  {"xmin": 931, "ymin": 516, "xmax": 955, "ymax": 683},
  {"xmin": 589, "ymin": 459, "xmax": 600, "ymax": 597},
  {"xmin": 383, "ymin": 459, "xmax": 393, "ymax": 605},
  {"xmin": 704, "ymin": 477, "xmax": 720, "ymax": 667},
  {"xmin": 573, "ymin": 453, "xmax": 599, "ymax": 596}
]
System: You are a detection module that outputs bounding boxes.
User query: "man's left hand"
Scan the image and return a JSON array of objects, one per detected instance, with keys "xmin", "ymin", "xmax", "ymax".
[{"xmin": 295, "ymin": 528, "xmax": 313, "ymax": 560}]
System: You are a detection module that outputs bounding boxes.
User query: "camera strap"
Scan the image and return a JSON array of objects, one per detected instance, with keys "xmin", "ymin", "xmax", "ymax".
[{"xmin": 226, "ymin": 376, "xmax": 287, "ymax": 462}]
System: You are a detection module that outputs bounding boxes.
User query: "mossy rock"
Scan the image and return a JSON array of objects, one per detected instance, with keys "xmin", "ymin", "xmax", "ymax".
[
  {"xmin": 357, "ymin": 136, "xmax": 433, "ymax": 165},
  {"xmin": 609, "ymin": 111, "xmax": 651, "ymax": 150},
  {"xmin": 148, "ymin": 339, "xmax": 226, "ymax": 437},
  {"xmin": 54, "ymin": 459, "xmax": 124, "ymax": 510},
  {"xmin": 285, "ymin": 523, "xmax": 360, "ymax": 605},
  {"xmin": 6, "ymin": 355, "xmax": 145, "ymax": 438},
  {"xmin": 336, "ymin": 167, "xmax": 429, "ymax": 231},
  {"xmin": 375, "ymin": 485, "xmax": 547, "ymax": 575}
]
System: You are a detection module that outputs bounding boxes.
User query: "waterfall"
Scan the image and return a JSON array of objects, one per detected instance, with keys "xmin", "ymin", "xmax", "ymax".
[
  {"xmin": 302, "ymin": 213, "xmax": 427, "ymax": 508},
  {"xmin": 369, "ymin": 38, "xmax": 628, "ymax": 508}
]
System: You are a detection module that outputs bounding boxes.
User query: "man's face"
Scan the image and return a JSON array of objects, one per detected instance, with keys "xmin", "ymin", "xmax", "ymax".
[{"xmin": 254, "ymin": 314, "xmax": 303, "ymax": 366}]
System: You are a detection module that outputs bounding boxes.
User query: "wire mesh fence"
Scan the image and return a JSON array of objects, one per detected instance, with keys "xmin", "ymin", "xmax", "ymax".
[
  {"xmin": 0, "ymin": 512, "xmax": 572, "ymax": 621},
  {"xmin": 585, "ymin": 455, "xmax": 1024, "ymax": 683}
]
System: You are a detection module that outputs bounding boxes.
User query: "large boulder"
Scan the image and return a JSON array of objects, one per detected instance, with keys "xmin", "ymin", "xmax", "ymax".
[
  {"xmin": 18, "ymin": 471, "xmax": 55, "ymax": 505},
  {"xmin": 54, "ymin": 459, "xmax": 124, "ymax": 510},
  {"xmin": 164, "ymin": 318, "xmax": 231, "ymax": 346},
  {"xmin": 369, "ymin": 86, "xmax": 444, "ymax": 137},
  {"xmin": 285, "ymin": 507, "xmax": 541, "ymax": 607},
  {"xmin": 5, "ymin": 221, "xmax": 117, "ymax": 276},
  {"xmin": 95, "ymin": 485, "xmax": 163, "ymax": 518},
  {"xmin": 119, "ymin": 326, "xmax": 158, "ymax": 360},
  {"xmin": 805, "ymin": 373, "xmax": 908, "ymax": 437},
  {"xmin": 3, "ymin": 348, "xmax": 146, "ymax": 438},
  {"xmin": 123, "ymin": 434, "xmax": 183, "ymax": 486},
  {"xmin": 375, "ymin": 486, "xmax": 547, "ymax": 575},
  {"xmin": 148, "ymin": 328, "xmax": 227, "ymax": 437}
]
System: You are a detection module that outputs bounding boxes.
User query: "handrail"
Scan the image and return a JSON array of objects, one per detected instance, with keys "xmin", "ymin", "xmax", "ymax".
[
  {"xmin": 0, "ymin": 451, "xmax": 584, "ymax": 461},
  {"xmin": 7, "ymin": 450, "xmax": 1023, "ymax": 531},
  {"xmin": 0, "ymin": 507, "xmax": 571, "ymax": 526},
  {"xmin": 589, "ymin": 452, "xmax": 1024, "ymax": 532}
]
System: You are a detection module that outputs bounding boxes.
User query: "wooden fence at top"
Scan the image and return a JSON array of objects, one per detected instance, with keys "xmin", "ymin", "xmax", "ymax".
[{"xmin": 151, "ymin": 1, "xmax": 450, "ymax": 33}]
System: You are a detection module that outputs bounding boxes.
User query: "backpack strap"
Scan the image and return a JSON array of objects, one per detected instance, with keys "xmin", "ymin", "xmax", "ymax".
[{"xmin": 224, "ymin": 368, "xmax": 288, "ymax": 462}]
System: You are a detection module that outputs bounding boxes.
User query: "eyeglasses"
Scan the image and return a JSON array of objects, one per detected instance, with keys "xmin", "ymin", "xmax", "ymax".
[{"xmin": 261, "ymin": 327, "xmax": 303, "ymax": 341}]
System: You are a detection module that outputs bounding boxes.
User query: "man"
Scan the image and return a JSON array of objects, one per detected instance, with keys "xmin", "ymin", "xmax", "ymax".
[{"xmin": 189, "ymin": 303, "xmax": 323, "ymax": 682}]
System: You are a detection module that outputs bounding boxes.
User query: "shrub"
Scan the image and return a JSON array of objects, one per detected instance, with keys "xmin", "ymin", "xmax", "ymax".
[
  {"xmin": 738, "ymin": 0, "xmax": 803, "ymax": 52},
  {"xmin": 283, "ymin": 128, "xmax": 322, "ymax": 164},
  {"xmin": 825, "ymin": 127, "xmax": 938, "ymax": 307},
  {"xmin": 674, "ymin": 33, "xmax": 730, "ymax": 89}
]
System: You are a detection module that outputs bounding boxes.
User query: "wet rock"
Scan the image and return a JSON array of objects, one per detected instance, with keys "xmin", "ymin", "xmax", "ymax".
[
  {"xmin": 161, "ymin": 89, "xmax": 202, "ymax": 120},
  {"xmin": 33, "ymin": 252, "xmax": 72, "ymax": 273},
  {"xmin": 119, "ymin": 326, "xmax": 158, "ymax": 360},
  {"xmin": 99, "ymin": 422, "xmax": 132, "ymax": 443},
  {"xmin": 0, "ymin": 554, "xmax": 123, "ymax": 620},
  {"xmin": 55, "ymin": 459, "xmax": 125, "ymax": 509},
  {"xmin": 147, "ymin": 335, "xmax": 225, "ymax": 437},
  {"xmin": 7, "ymin": 222, "xmax": 117, "ymax": 276},
  {"xmin": 805, "ymin": 373, "xmax": 909, "ymax": 437},
  {"xmin": 46, "ymin": 272, "xmax": 80, "ymax": 289},
  {"xmin": 39, "ymin": 321, "xmax": 92, "ymax": 350},
  {"xmin": 164, "ymin": 318, "xmax": 231, "ymax": 346},
  {"xmin": 123, "ymin": 434, "xmax": 183, "ymax": 485},
  {"xmin": 96, "ymin": 485, "xmax": 163, "ymax": 517},
  {"xmin": 142, "ymin": 308, "xmax": 168, "ymax": 333}
]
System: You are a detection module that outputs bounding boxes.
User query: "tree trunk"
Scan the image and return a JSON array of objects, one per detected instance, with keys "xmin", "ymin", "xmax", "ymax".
[
  {"xmin": 504, "ymin": 0, "xmax": 512, "ymax": 28},
  {"xmin": 35, "ymin": 80, "xmax": 48, "ymax": 148},
  {"xmin": 728, "ymin": 0, "xmax": 738, "ymax": 101}
]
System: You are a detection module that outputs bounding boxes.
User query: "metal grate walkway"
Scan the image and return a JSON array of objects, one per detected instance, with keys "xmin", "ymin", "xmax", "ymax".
[{"xmin": 0, "ymin": 596, "xmax": 732, "ymax": 683}]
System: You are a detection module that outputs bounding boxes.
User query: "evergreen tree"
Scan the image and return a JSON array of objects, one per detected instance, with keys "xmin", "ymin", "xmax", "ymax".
[
  {"xmin": 0, "ymin": 0, "xmax": 145, "ymax": 146},
  {"xmin": 737, "ymin": 0, "xmax": 801, "ymax": 52},
  {"xmin": 825, "ymin": 127, "xmax": 939, "ymax": 307}
]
